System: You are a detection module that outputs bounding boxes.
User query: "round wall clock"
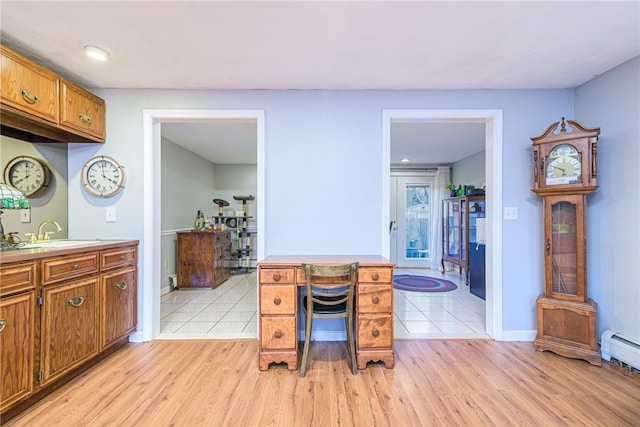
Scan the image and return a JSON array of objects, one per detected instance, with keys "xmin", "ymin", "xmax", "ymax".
[
  {"xmin": 3, "ymin": 156, "xmax": 50, "ymax": 196},
  {"xmin": 81, "ymin": 155, "xmax": 126, "ymax": 197}
]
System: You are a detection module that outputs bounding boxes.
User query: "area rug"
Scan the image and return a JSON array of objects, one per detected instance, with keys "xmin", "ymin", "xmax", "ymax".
[{"xmin": 393, "ymin": 275, "xmax": 458, "ymax": 293}]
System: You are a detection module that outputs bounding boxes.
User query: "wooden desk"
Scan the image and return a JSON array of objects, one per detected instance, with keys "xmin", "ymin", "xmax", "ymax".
[{"xmin": 258, "ymin": 255, "xmax": 395, "ymax": 371}]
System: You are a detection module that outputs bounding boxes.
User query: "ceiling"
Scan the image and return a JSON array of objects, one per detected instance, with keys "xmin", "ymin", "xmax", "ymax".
[{"xmin": 2, "ymin": 1, "xmax": 638, "ymax": 164}]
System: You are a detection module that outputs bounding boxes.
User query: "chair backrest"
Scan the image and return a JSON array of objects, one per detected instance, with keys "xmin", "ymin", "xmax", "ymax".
[{"xmin": 302, "ymin": 263, "xmax": 358, "ymax": 317}]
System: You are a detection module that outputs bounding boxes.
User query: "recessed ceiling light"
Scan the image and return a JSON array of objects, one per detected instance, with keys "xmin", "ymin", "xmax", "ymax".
[
  {"xmin": 400, "ymin": 158, "xmax": 410, "ymax": 162},
  {"xmin": 84, "ymin": 45, "xmax": 110, "ymax": 62}
]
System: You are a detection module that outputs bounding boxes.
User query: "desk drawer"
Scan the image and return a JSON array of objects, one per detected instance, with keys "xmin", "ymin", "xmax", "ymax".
[
  {"xmin": 358, "ymin": 267, "xmax": 392, "ymax": 283},
  {"xmin": 357, "ymin": 284, "xmax": 392, "ymax": 313},
  {"xmin": 357, "ymin": 314, "xmax": 393, "ymax": 348},
  {"xmin": 260, "ymin": 285, "xmax": 296, "ymax": 315},
  {"xmin": 259, "ymin": 268, "xmax": 294, "ymax": 284},
  {"xmin": 260, "ymin": 316, "xmax": 296, "ymax": 350},
  {"xmin": 42, "ymin": 253, "xmax": 99, "ymax": 285}
]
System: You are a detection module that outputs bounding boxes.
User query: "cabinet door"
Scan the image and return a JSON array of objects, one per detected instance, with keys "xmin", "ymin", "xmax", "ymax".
[
  {"xmin": 101, "ymin": 267, "xmax": 137, "ymax": 351},
  {"xmin": 41, "ymin": 277, "xmax": 99, "ymax": 385},
  {"xmin": 1, "ymin": 46, "xmax": 58, "ymax": 123},
  {"xmin": 0, "ymin": 291, "xmax": 35, "ymax": 411},
  {"xmin": 59, "ymin": 80, "xmax": 106, "ymax": 141}
]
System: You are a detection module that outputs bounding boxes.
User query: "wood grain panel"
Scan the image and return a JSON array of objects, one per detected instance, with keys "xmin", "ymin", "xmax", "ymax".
[
  {"xmin": 0, "ymin": 262, "xmax": 36, "ymax": 296},
  {"xmin": 41, "ymin": 253, "xmax": 99, "ymax": 285}
]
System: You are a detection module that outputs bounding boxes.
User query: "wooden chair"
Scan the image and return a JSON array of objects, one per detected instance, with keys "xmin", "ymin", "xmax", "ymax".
[{"xmin": 300, "ymin": 262, "xmax": 358, "ymax": 377}]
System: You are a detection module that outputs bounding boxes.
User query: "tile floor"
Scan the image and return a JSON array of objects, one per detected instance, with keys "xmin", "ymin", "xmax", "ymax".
[{"xmin": 158, "ymin": 268, "xmax": 488, "ymax": 340}]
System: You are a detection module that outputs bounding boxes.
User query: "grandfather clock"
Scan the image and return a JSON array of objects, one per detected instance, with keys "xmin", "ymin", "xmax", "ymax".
[{"xmin": 531, "ymin": 118, "xmax": 601, "ymax": 366}]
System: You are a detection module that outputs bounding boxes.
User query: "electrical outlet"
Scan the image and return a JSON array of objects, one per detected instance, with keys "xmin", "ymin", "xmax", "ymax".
[
  {"xmin": 20, "ymin": 209, "xmax": 31, "ymax": 223},
  {"xmin": 106, "ymin": 207, "xmax": 116, "ymax": 222},
  {"xmin": 504, "ymin": 207, "xmax": 518, "ymax": 220}
]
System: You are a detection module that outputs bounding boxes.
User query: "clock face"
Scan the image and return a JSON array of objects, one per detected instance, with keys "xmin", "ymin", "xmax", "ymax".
[
  {"xmin": 545, "ymin": 144, "xmax": 582, "ymax": 186},
  {"xmin": 3, "ymin": 156, "xmax": 48, "ymax": 196},
  {"xmin": 81, "ymin": 155, "xmax": 126, "ymax": 197}
]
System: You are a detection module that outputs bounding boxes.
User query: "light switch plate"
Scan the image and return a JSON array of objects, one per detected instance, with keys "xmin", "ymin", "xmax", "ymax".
[
  {"xmin": 504, "ymin": 207, "xmax": 518, "ymax": 221},
  {"xmin": 106, "ymin": 207, "xmax": 116, "ymax": 222},
  {"xmin": 20, "ymin": 209, "xmax": 31, "ymax": 223}
]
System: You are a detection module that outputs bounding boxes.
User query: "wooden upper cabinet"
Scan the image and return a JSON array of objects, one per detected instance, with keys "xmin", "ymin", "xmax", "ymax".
[
  {"xmin": 0, "ymin": 44, "xmax": 105, "ymax": 143},
  {"xmin": 0, "ymin": 45, "xmax": 59, "ymax": 124},
  {"xmin": 60, "ymin": 79, "xmax": 106, "ymax": 141}
]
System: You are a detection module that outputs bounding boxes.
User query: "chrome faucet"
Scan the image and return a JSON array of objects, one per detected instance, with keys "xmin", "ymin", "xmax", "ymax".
[{"xmin": 37, "ymin": 220, "xmax": 63, "ymax": 241}]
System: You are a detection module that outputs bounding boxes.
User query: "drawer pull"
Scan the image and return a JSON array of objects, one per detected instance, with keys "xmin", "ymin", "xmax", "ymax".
[
  {"xmin": 371, "ymin": 296, "xmax": 380, "ymax": 304},
  {"xmin": 115, "ymin": 281, "xmax": 128, "ymax": 290},
  {"xmin": 371, "ymin": 328, "xmax": 380, "ymax": 337},
  {"xmin": 120, "ymin": 255, "xmax": 125, "ymax": 260},
  {"xmin": 372, "ymin": 272, "xmax": 379, "ymax": 281},
  {"xmin": 273, "ymin": 296, "xmax": 281, "ymax": 305},
  {"xmin": 78, "ymin": 113, "xmax": 92, "ymax": 124},
  {"xmin": 0, "ymin": 318, "xmax": 6, "ymax": 333},
  {"xmin": 273, "ymin": 273, "xmax": 281, "ymax": 282},
  {"xmin": 20, "ymin": 88, "xmax": 40, "ymax": 104},
  {"xmin": 67, "ymin": 296, "xmax": 84, "ymax": 307},
  {"xmin": 73, "ymin": 264, "xmax": 80, "ymax": 270},
  {"xmin": 274, "ymin": 329, "xmax": 282, "ymax": 338}
]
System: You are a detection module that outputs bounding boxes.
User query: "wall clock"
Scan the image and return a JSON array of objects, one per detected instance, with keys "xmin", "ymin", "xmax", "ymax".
[
  {"xmin": 531, "ymin": 118, "xmax": 601, "ymax": 366},
  {"xmin": 81, "ymin": 155, "xmax": 126, "ymax": 198},
  {"xmin": 3, "ymin": 156, "xmax": 50, "ymax": 196}
]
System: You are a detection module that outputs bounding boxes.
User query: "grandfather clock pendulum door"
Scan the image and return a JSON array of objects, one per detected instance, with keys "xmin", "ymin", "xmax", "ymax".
[{"xmin": 531, "ymin": 118, "xmax": 601, "ymax": 366}]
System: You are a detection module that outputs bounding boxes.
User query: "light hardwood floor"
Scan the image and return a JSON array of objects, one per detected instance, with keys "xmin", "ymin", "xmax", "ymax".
[{"xmin": 4, "ymin": 340, "xmax": 640, "ymax": 426}]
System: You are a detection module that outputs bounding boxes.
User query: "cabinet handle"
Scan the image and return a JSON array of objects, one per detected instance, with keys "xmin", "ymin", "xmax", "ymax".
[
  {"xmin": 78, "ymin": 113, "xmax": 92, "ymax": 124},
  {"xmin": 115, "ymin": 281, "xmax": 128, "ymax": 290},
  {"xmin": 20, "ymin": 88, "xmax": 40, "ymax": 104},
  {"xmin": 372, "ymin": 273, "xmax": 379, "ymax": 281},
  {"xmin": 273, "ymin": 273, "xmax": 281, "ymax": 282},
  {"xmin": 0, "ymin": 318, "xmax": 6, "ymax": 333},
  {"xmin": 371, "ymin": 328, "xmax": 380, "ymax": 337},
  {"xmin": 371, "ymin": 296, "xmax": 380, "ymax": 304},
  {"xmin": 73, "ymin": 264, "xmax": 80, "ymax": 270},
  {"xmin": 67, "ymin": 296, "xmax": 84, "ymax": 307},
  {"xmin": 546, "ymin": 239, "xmax": 551, "ymax": 256},
  {"xmin": 273, "ymin": 296, "xmax": 281, "ymax": 305},
  {"xmin": 274, "ymin": 329, "xmax": 282, "ymax": 338},
  {"xmin": 120, "ymin": 255, "xmax": 125, "ymax": 260}
]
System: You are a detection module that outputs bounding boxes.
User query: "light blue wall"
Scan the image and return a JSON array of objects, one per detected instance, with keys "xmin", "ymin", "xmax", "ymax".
[
  {"xmin": 67, "ymin": 89, "xmax": 573, "ymax": 335},
  {"xmin": 574, "ymin": 56, "xmax": 640, "ymax": 344}
]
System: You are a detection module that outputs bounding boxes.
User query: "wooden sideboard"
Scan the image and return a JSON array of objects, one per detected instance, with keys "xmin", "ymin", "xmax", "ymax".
[
  {"xmin": 177, "ymin": 230, "xmax": 231, "ymax": 288},
  {"xmin": 258, "ymin": 255, "xmax": 395, "ymax": 371}
]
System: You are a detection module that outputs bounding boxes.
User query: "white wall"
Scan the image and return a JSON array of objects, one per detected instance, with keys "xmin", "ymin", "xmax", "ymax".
[
  {"xmin": 452, "ymin": 150, "xmax": 485, "ymax": 189},
  {"xmin": 574, "ymin": 56, "xmax": 640, "ymax": 344},
  {"xmin": 67, "ymin": 89, "xmax": 574, "ymax": 337},
  {"xmin": 0, "ymin": 135, "xmax": 68, "ymax": 240}
]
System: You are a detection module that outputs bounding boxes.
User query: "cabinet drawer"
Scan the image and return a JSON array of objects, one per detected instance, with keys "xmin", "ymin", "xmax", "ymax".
[
  {"xmin": 357, "ymin": 284, "xmax": 392, "ymax": 314},
  {"xmin": 0, "ymin": 261, "xmax": 36, "ymax": 296},
  {"xmin": 1, "ymin": 46, "xmax": 59, "ymax": 124},
  {"xmin": 358, "ymin": 267, "xmax": 392, "ymax": 283},
  {"xmin": 259, "ymin": 268, "xmax": 295, "ymax": 284},
  {"xmin": 101, "ymin": 246, "xmax": 137, "ymax": 270},
  {"xmin": 260, "ymin": 316, "xmax": 296, "ymax": 350},
  {"xmin": 357, "ymin": 314, "xmax": 393, "ymax": 349},
  {"xmin": 260, "ymin": 285, "xmax": 296, "ymax": 315},
  {"xmin": 41, "ymin": 252, "xmax": 99, "ymax": 285},
  {"xmin": 59, "ymin": 80, "xmax": 106, "ymax": 141},
  {"xmin": 215, "ymin": 231, "xmax": 231, "ymax": 243}
]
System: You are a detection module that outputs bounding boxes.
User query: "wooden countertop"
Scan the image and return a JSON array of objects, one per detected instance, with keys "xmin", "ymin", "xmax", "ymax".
[
  {"xmin": 258, "ymin": 255, "xmax": 394, "ymax": 267},
  {"xmin": 0, "ymin": 239, "xmax": 139, "ymax": 265}
]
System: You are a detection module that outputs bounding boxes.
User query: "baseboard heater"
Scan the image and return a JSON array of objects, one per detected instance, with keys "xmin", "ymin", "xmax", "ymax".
[{"xmin": 601, "ymin": 330, "xmax": 640, "ymax": 370}]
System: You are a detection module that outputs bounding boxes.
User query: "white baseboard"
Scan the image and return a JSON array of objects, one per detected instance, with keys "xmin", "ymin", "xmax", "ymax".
[{"xmin": 501, "ymin": 329, "xmax": 537, "ymax": 341}]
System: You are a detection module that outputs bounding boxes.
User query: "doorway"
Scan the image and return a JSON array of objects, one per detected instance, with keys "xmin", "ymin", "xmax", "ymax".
[
  {"xmin": 382, "ymin": 109, "xmax": 503, "ymax": 340},
  {"xmin": 135, "ymin": 109, "xmax": 266, "ymax": 342}
]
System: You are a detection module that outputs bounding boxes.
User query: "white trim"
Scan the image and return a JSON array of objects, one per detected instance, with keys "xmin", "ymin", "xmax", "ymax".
[
  {"xmin": 382, "ymin": 109, "xmax": 503, "ymax": 340},
  {"xmin": 501, "ymin": 330, "xmax": 537, "ymax": 342},
  {"xmin": 134, "ymin": 109, "xmax": 265, "ymax": 342}
]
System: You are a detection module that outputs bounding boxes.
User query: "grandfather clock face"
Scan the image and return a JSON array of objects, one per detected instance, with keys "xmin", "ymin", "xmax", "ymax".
[{"xmin": 545, "ymin": 144, "xmax": 582, "ymax": 186}]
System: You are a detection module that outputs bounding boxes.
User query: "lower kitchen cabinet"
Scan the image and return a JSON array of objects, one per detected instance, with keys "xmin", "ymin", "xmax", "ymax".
[
  {"xmin": 0, "ymin": 240, "xmax": 138, "ymax": 420},
  {"xmin": 41, "ymin": 277, "xmax": 100, "ymax": 386}
]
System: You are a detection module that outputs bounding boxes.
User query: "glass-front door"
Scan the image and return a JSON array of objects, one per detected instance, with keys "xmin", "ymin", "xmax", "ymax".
[{"xmin": 391, "ymin": 175, "xmax": 434, "ymax": 268}]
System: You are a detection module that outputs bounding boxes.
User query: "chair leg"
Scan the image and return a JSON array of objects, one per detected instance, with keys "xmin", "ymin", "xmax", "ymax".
[
  {"xmin": 346, "ymin": 313, "xmax": 357, "ymax": 375},
  {"xmin": 300, "ymin": 313, "xmax": 313, "ymax": 377}
]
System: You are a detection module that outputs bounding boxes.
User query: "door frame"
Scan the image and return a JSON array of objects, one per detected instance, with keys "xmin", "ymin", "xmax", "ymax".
[
  {"xmin": 133, "ymin": 109, "xmax": 266, "ymax": 342},
  {"xmin": 382, "ymin": 109, "xmax": 503, "ymax": 340}
]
